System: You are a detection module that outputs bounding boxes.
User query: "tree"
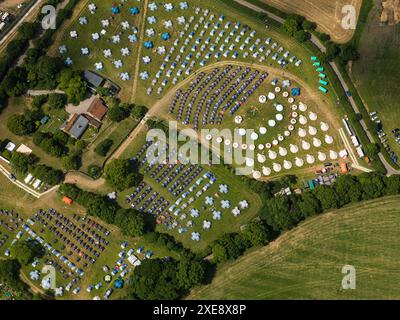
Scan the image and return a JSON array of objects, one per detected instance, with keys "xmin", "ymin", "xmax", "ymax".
[
  {"xmin": 87, "ymin": 164, "xmax": 102, "ymax": 179},
  {"xmin": 1, "ymin": 67, "xmax": 28, "ymax": 97},
  {"xmin": 263, "ymin": 196, "xmax": 298, "ymax": 231},
  {"xmin": 85, "ymin": 196, "xmax": 118, "ymax": 224},
  {"xmin": 10, "ymin": 240, "xmax": 43, "ymax": 265},
  {"xmin": 58, "ymin": 183, "xmax": 81, "ymax": 200},
  {"xmin": 340, "ymin": 44, "xmax": 360, "ymax": 64},
  {"xmin": 358, "ymin": 172, "xmax": 385, "ymax": 200},
  {"xmin": 48, "ymin": 93, "xmax": 67, "ymax": 109},
  {"xmin": 313, "ymin": 185, "xmax": 340, "ymax": 210},
  {"xmin": 61, "ymin": 154, "xmax": 82, "ymax": 170},
  {"xmin": 302, "ymin": 20, "xmax": 316, "ymax": 30},
  {"xmin": 294, "ymin": 30, "xmax": 309, "ymax": 42},
  {"xmin": 334, "ymin": 175, "xmax": 362, "ymax": 205},
  {"xmin": 176, "ymin": 259, "xmax": 206, "ymax": 290},
  {"xmin": 31, "ymin": 164, "xmax": 64, "ymax": 185},
  {"xmin": 325, "ymin": 42, "xmax": 341, "ymax": 61},
  {"xmin": 18, "ymin": 22, "xmax": 39, "ymax": 40},
  {"xmin": 385, "ymin": 175, "xmax": 400, "ymax": 195},
  {"xmin": 282, "ymin": 18, "xmax": 300, "ymax": 36},
  {"xmin": 114, "ymin": 208, "xmax": 146, "ymax": 237},
  {"xmin": 104, "ymin": 159, "xmax": 142, "ymax": 191},
  {"xmin": 108, "ymin": 106, "xmax": 129, "ymax": 122},
  {"xmin": 241, "ymin": 221, "xmax": 269, "ymax": 247},
  {"xmin": 298, "ymin": 192, "xmax": 322, "ymax": 218},
  {"xmin": 211, "ymin": 233, "xmax": 243, "ymax": 263},
  {"xmin": 65, "ymin": 75, "xmax": 87, "ymax": 105},
  {"xmin": 131, "ymin": 105, "xmax": 148, "ymax": 119},
  {"xmin": 58, "ymin": 68, "xmax": 75, "ymax": 89},
  {"xmin": 7, "ymin": 114, "xmax": 36, "ymax": 136},
  {"xmin": 31, "ymin": 95, "xmax": 48, "ymax": 109},
  {"xmin": 129, "ymin": 258, "xmax": 180, "ymax": 300},
  {"xmin": 95, "ymin": 139, "xmax": 114, "ymax": 156},
  {"xmin": 10, "ymin": 152, "xmax": 38, "ymax": 174},
  {"xmin": 0, "ymin": 259, "xmax": 33, "ymax": 300},
  {"xmin": 364, "ymin": 143, "xmax": 380, "ymax": 160},
  {"xmin": 33, "ymin": 56, "xmax": 64, "ymax": 88}
]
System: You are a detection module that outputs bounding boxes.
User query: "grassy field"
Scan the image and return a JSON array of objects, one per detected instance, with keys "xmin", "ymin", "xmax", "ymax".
[
  {"xmin": 50, "ymin": 0, "xmax": 144, "ymax": 100},
  {"xmin": 117, "ymin": 127, "xmax": 263, "ymax": 253},
  {"xmin": 0, "ymin": 97, "xmax": 65, "ymax": 170},
  {"xmin": 188, "ymin": 196, "xmax": 400, "ymax": 299},
  {"xmin": 351, "ymin": 0, "xmax": 400, "ymax": 157},
  {"xmin": 164, "ymin": 64, "xmax": 343, "ymax": 181},
  {"xmin": 80, "ymin": 117, "xmax": 139, "ymax": 172},
  {"xmin": 0, "ymin": 172, "xmax": 178, "ymax": 300}
]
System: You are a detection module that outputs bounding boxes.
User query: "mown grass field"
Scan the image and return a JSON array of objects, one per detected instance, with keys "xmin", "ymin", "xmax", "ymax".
[
  {"xmin": 351, "ymin": 0, "xmax": 400, "ymax": 156},
  {"xmin": 188, "ymin": 196, "xmax": 400, "ymax": 299}
]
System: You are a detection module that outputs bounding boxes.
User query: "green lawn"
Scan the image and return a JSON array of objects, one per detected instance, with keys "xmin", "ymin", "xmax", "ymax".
[
  {"xmin": 117, "ymin": 128, "xmax": 263, "ymax": 253},
  {"xmin": 53, "ymin": 0, "xmax": 144, "ymax": 100},
  {"xmin": 0, "ymin": 98, "xmax": 64, "ymax": 170},
  {"xmin": 352, "ymin": 0, "xmax": 400, "ymax": 157},
  {"xmin": 165, "ymin": 66, "xmax": 343, "ymax": 180},
  {"xmin": 81, "ymin": 117, "xmax": 139, "ymax": 172},
  {"xmin": 188, "ymin": 195, "xmax": 400, "ymax": 299}
]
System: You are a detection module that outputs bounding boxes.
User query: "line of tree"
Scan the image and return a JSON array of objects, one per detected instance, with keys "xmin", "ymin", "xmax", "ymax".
[
  {"xmin": 32, "ymin": 131, "xmax": 70, "ymax": 158},
  {"xmin": 8, "ymin": 151, "xmax": 64, "ymax": 186},
  {"xmin": 209, "ymin": 220, "xmax": 270, "ymax": 263},
  {"xmin": 58, "ymin": 183, "xmax": 149, "ymax": 233},
  {"xmin": 104, "ymin": 158, "xmax": 143, "ymax": 191},
  {"xmin": 126, "ymin": 257, "xmax": 208, "ymax": 300},
  {"xmin": 280, "ymin": 14, "xmax": 360, "ymax": 66},
  {"xmin": 0, "ymin": 0, "xmax": 82, "ymax": 112},
  {"xmin": 261, "ymin": 173, "xmax": 400, "ymax": 233}
]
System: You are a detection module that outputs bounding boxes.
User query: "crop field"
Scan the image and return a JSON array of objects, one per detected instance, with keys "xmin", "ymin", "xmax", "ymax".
[
  {"xmin": 258, "ymin": 0, "xmax": 362, "ymax": 43},
  {"xmin": 188, "ymin": 196, "xmax": 400, "ymax": 299},
  {"xmin": 351, "ymin": 0, "xmax": 400, "ymax": 156}
]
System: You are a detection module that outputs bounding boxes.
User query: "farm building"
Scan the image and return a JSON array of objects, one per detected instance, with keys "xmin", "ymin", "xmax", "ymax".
[
  {"xmin": 87, "ymin": 98, "xmax": 108, "ymax": 121},
  {"xmin": 84, "ymin": 70, "xmax": 105, "ymax": 91}
]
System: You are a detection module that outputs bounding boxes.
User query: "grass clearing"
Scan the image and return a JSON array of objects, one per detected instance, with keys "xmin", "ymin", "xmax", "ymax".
[{"xmin": 188, "ymin": 195, "xmax": 400, "ymax": 299}]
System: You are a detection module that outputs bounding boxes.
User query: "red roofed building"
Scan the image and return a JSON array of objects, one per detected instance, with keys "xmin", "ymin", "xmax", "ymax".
[{"xmin": 87, "ymin": 98, "xmax": 108, "ymax": 122}]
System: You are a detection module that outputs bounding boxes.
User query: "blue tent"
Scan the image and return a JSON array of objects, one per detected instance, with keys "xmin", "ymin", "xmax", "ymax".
[
  {"xmin": 161, "ymin": 32, "xmax": 171, "ymax": 41},
  {"xmin": 114, "ymin": 279, "xmax": 124, "ymax": 289},
  {"xmin": 291, "ymin": 88, "xmax": 301, "ymax": 96},
  {"xmin": 130, "ymin": 7, "xmax": 140, "ymax": 15},
  {"xmin": 144, "ymin": 41, "xmax": 154, "ymax": 49},
  {"xmin": 111, "ymin": 5, "xmax": 120, "ymax": 14}
]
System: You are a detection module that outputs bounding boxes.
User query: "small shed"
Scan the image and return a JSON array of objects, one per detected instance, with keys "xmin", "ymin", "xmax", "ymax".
[{"xmin": 63, "ymin": 196, "xmax": 73, "ymax": 206}]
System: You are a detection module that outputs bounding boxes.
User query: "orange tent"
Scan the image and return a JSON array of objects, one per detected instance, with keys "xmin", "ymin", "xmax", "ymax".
[
  {"xmin": 340, "ymin": 162, "xmax": 348, "ymax": 174},
  {"xmin": 63, "ymin": 196, "xmax": 73, "ymax": 205}
]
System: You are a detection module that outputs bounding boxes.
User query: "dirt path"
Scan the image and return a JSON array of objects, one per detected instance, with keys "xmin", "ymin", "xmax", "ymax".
[{"xmin": 64, "ymin": 170, "xmax": 106, "ymax": 191}]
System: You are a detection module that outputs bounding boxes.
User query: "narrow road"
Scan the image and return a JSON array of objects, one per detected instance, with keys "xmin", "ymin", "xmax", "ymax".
[{"xmin": 234, "ymin": 0, "xmax": 400, "ymax": 176}]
